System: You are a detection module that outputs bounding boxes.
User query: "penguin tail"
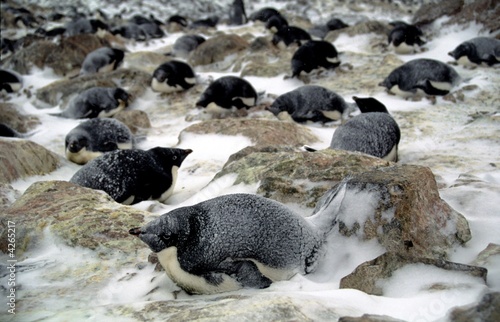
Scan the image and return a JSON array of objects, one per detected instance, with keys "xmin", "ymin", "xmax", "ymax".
[
  {"xmin": 307, "ymin": 178, "xmax": 350, "ymax": 238},
  {"xmin": 302, "ymin": 145, "xmax": 318, "ymax": 152}
]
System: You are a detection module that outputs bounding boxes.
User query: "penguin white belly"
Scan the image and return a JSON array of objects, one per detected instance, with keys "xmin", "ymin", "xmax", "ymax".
[
  {"xmin": 205, "ymin": 102, "xmax": 233, "ymax": 114},
  {"xmin": 97, "ymin": 62, "xmax": 116, "ymax": 74},
  {"xmin": 428, "ymin": 80, "xmax": 452, "ymax": 91},
  {"xmin": 382, "ymin": 145, "xmax": 398, "ymax": 162},
  {"xmin": 320, "ymin": 110, "xmax": 342, "ymax": 121},
  {"xmin": 97, "ymin": 100, "xmax": 126, "ymax": 118},
  {"xmin": 276, "ymin": 111, "xmax": 294, "ymax": 122},
  {"xmin": 151, "ymin": 78, "xmax": 183, "ymax": 93},
  {"xmin": 392, "ymin": 42, "xmax": 417, "ymax": 55},
  {"xmin": 158, "ymin": 166, "xmax": 179, "ymax": 202},
  {"xmin": 247, "ymin": 259, "xmax": 296, "ymax": 281},
  {"xmin": 6, "ymin": 82, "xmax": 22, "ymax": 92},
  {"xmin": 185, "ymin": 77, "xmax": 196, "ymax": 85},
  {"xmin": 233, "ymin": 96, "xmax": 256, "ymax": 108},
  {"xmin": 326, "ymin": 56, "xmax": 340, "ymax": 64},
  {"xmin": 456, "ymin": 55, "xmax": 477, "ymax": 67},
  {"xmin": 389, "ymin": 85, "xmax": 415, "ymax": 98},
  {"xmin": 117, "ymin": 142, "xmax": 133, "ymax": 150},
  {"xmin": 66, "ymin": 147, "xmax": 103, "ymax": 165},
  {"xmin": 158, "ymin": 247, "xmax": 241, "ymax": 295}
]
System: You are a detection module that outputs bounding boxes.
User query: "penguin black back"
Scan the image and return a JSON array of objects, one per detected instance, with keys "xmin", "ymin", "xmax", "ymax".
[{"xmin": 291, "ymin": 40, "xmax": 340, "ymax": 77}]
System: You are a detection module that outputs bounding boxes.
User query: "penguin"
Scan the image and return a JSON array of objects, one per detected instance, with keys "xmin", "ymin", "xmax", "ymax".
[
  {"xmin": 128, "ymin": 15, "xmax": 165, "ymax": 39},
  {"xmin": 229, "ymin": 0, "xmax": 247, "ymax": 26},
  {"xmin": 291, "ymin": 40, "xmax": 341, "ymax": 77},
  {"xmin": 196, "ymin": 76, "xmax": 257, "ymax": 113},
  {"xmin": 248, "ymin": 7, "xmax": 281, "ymax": 22},
  {"xmin": 309, "ymin": 18, "xmax": 349, "ymax": 40},
  {"xmin": 129, "ymin": 192, "xmax": 331, "ymax": 294},
  {"xmin": 448, "ymin": 37, "xmax": 500, "ymax": 67},
  {"xmin": 34, "ymin": 26, "xmax": 66, "ymax": 38},
  {"xmin": 272, "ymin": 26, "xmax": 311, "ymax": 48},
  {"xmin": 0, "ymin": 69, "xmax": 23, "ymax": 93},
  {"xmin": 267, "ymin": 85, "xmax": 356, "ymax": 123},
  {"xmin": 190, "ymin": 16, "xmax": 219, "ymax": 29},
  {"xmin": 70, "ymin": 147, "xmax": 192, "ymax": 205},
  {"xmin": 329, "ymin": 97, "xmax": 401, "ymax": 162},
  {"xmin": 151, "ymin": 60, "xmax": 196, "ymax": 93},
  {"xmin": 387, "ymin": 21, "xmax": 425, "ymax": 54},
  {"xmin": 167, "ymin": 15, "xmax": 188, "ymax": 32},
  {"xmin": 379, "ymin": 58, "xmax": 460, "ymax": 97},
  {"xmin": 265, "ymin": 13, "xmax": 288, "ymax": 33},
  {"xmin": 1, "ymin": 38, "xmax": 16, "ymax": 59},
  {"xmin": 111, "ymin": 24, "xmax": 147, "ymax": 41},
  {"xmin": 58, "ymin": 87, "xmax": 130, "ymax": 119},
  {"xmin": 80, "ymin": 47, "xmax": 125, "ymax": 75},
  {"xmin": 172, "ymin": 34, "xmax": 205, "ymax": 58},
  {"xmin": 65, "ymin": 18, "xmax": 108, "ymax": 36},
  {"xmin": 65, "ymin": 118, "xmax": 135, "ymax": 165}
]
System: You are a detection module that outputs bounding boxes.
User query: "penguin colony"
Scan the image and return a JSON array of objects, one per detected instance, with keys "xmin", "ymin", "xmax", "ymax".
[{"xmin": 1, "ymin": 0, "xmax": 497, "ymax": 295}]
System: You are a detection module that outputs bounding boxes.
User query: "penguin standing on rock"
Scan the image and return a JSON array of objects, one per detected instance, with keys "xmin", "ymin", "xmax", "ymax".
[
  {"xmin": 379, "ymin": 58, "xmax": 460, "ymax": 97},
  {"xmin": 267, "ymin": 85, "xmax": 356, "ymax": 123},
  {"xmin": 448, "ymin": 37, "xmax": 500, "ymax": 67},
  {"xmin": 129, "ymin": 184, "xmax": 353, "ymax": 294},
  {"xmin": 291, "ymin": 40, "xmax": 340, "ymax": 77},
  {"xmin": 151, "ymin": 61, "xmax": 196, "ymax": 93},
  {"xmin": 329, "ymin": 97, "xmax": 401, "ymax": 162},
  {"xmin": 196, "ymin": 76, "xmax": 257, "ymax": 114},
  {"xmin": 65, "ymin": 118, "xmax": 135, "ymax": 165},
  {"xmin": 57, "ymin": 87, "xmax": 130, "ymax": 119},
  {"xmin": 70, "ymin": 147, "xmax": 192, "ymax": 205},
  {"xmin": 80, "ymin": 47, "xmax": 125, "ymax": 75}
]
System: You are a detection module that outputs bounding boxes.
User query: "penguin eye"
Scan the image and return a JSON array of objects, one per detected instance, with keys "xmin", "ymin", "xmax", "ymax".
[{"xmin": 172, "ymin": 156, "xmax": 177, "ymax": 160}]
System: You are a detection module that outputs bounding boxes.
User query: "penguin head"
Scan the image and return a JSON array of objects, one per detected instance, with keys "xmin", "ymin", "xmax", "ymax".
[
  {"xmin": 129, "ymin": 214, "xmax": 179, "ymax": 252},
  {"xmin": 113, "ymin": 88, "xmax": 130, "ymax": 105},
  {"xmin": 378, "ymin": 74, "xmax": 397, "ymax": 91},
  {"xmin": 448, "ymin": 42, "xmax": 472, "ymax": 60},
  {"xmin": 149, "ymin": 147, "xmax": 192, "ymax": 168},
  {"xmin": 265, "ymin": 14, "xmax": 288, "ymax": 33},
  {"xmin": 152, "ymin": 66, "xmax": 170, "ymax": 83},
  {"xmin": 65, "ymin": 131, "xmax": 89, "ymax": 153},
  {"xmin": 353, "ymin": 96, "xmax": 389, "ymax": 114}
]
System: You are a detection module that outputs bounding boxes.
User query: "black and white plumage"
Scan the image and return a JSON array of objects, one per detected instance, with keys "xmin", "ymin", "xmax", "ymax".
[
  {"xmin": 0, "ymin": 123, "xmax": 26, "ymax": 138},
  {"xmin": 379, "ymin": 58, "xmax": 460, "ymax": 97},
  {"xmin": 308, "ymin": 18, "xmax": 348, "ymax": 40},
  {"xmin": 448, "ymin": 37, "xmax": 500, "ymax": 67},
  {"xmin": 65, "ymin": 118, "xmax": 134, "ymax": 165},
  {"xmin": 80, "ymin": 47, "xmax": 125, "ymax": 75},
  {"xmin": 190, "ymin": 16, "xmax": 219, "ymax": 29},
  {"xmin": 248, "ymin": 7, "xmax": 281, "ymax": 22},
  {"xmin": 265, "ymin": 14, "xmax": 288, "ymax": 33},
  {"xmin": 151, "ymin": 60, "xmax": 196, "ymax": 93},
  {"xmin": 58, "ymin": 87, "xmax": 130, "ymax": 119},
  {"xmin": 0, "ymin": 69, "xmax": 23, "ymax": 93},
  {"xmin": 172, "ymin": 34, "xmax": 205, "ymax": 58},
  {"xmin": 70, "ymin": 147, "xmax": 192, "ymax": 205},
  {"xmin": 268, "ymin": 85, "xmax": 356, "ymax": 123},
  {"xmin": 272, "ymin": 26, "xmax": 311, "ymax": 48},
  {"xmin": 111, "ymin": 24, "xmax": 147, "ymax": 40},
  {"xmin": 129, "ymin": 192, "xmax": 336, "ymax": 294},
  {"xmin": 291, "ymin": 40, "xmax": 340, "ymax": 77},
  {"xmin": 329, "ymin": 97, "xmax": 401, "ymax": 162},
  {"xmin": 65, "ymin": 18, "xmax": 108, "ymax": 36},
  {"xmin": 388, "ymin": 21, "xmax": 425, "ymax": 54},
  {"xmin": 196, "ymin": 76, "xmax": 257, "ymax": 113},
  {"xmin": 229, "ymin": 0, "xmax": 247, "ymax": 25}
]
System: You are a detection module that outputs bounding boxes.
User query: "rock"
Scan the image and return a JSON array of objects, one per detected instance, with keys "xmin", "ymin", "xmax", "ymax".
[
  {"xmin": 318, "ymin": 164, "xmax": 471, "ymax": 259},
  {"xmin": 412, "ymin": 0, "xmax": 463, "ymax": 26},
  {"xmin": 113, "ymin": 110, "xmax": 151, "ymax": 135},
  {"xmin": 213, "ymin": 147, "xmax": 390, "ymax": 207},
  {"xmin": 124, "ymin": 51, "xmax": 172, "ymax": 74},
  {"xmin": 339, "ymin": 314, "xmax": 406, "ymax": 322},
  {"xmin": 0, "ymin": 138, "xmax": 62, "ymax": 184},
  {"xmin": 339, "ymin": 252, "xmax": 487, "ymax": 296},
  {"xmin": 188, "ymin": 33, "xmax": 249, "ymax": 67},
  {"xmin": 471, "ymin": 243, "xmax": 500, "ymax": 267},
  {"xmin": 0, "ymin": 102, "xmax": 40, "ymax": 133},
  {"xmin": 0, "ymin": 183, "xmax": 20, "ymax": 211},
  {"xmin": 180, "ymin": 118, "xmax": 319, "ymax": 147},
  {"xmin": 1, "ymin": 180, "xmax": 147, "ymax": 258},
  {"xmin": 240, "ymin": 50, "xmax": 292, "ymax": 77},
  {"xmin": 447, "ymin": 292, "xmax": 500, "ymax": 322},
  {"xmin": 325, "ymin": 20, "xmax": 391, "ymax": 43},
  {"xmin": 2, "ymin": 34, "xmax": 110, "ymax": 76},
  {"xmin": 35, "ymin": 68, "xmax": 151, "ymax": 108}
]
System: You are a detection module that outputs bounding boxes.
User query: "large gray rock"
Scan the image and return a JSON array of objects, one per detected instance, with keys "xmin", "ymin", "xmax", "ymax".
[
  {"xmin": 318, "ymin": 164, "xmax": 471, "ymax": 259},
  {"xmin": 447, "ymin": 292, "xmax": 500, "ymax": 322},
  {"xmin": 339, "ymin": 252, "xmax": 487, "ymax": 296},
  {"xmin": 0, "ymin": 102, "xmax": 40, "ymax": 133},
  {"xmin": 188, "ymin": 33, "xmax": 249, "ymax": 67},
  {"xmin": 0, "ymin": 138, "xmax": 62, "ymax": 184},
  {"xmin": 1, "ymin": 180, "xmax": 146, "ymax": 257}
]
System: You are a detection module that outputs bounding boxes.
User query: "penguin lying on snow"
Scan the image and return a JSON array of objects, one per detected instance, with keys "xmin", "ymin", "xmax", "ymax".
[
  {"xmin": 70, "ymin": 147, "xmax": 192, "ymax": 205},
  {"xmin": 57, "ymin": 87, "xmax": 130, "ymax": 119},
  {"xmin": 129, "ymin": 181, "xmax": 349, "ymax": 294},
  {"xmin": 196, "ymin": 76, "xmax": 257, "ymax": 113},
  {"xmin": 387, "ymin": 21, "xmax": 425, "ymax": 54},
  {"xmin": 329, "ymin": 97, "xmax": 401, "ymax": 162},
  {"xmin": 291, "ymin": 40, "xmax": 340, "ymax": 78},
  {"xmin": 151, "ymin": 60, "xmax": 196, "ymax": 93},
  {"xmin": 80, "ymin": 47, "xmax": 125, "ymax": 75},
  {"xmin": 267, "ymin": 85, "xmax": 356, "ymax": 123},
  {"xmin": 448, "ymin": 37, "xmax": 500, "ymax": 67},
  {"xmin": 0, "ymin": 69, "xmax": 23, "ymax": 93},
  {"xmin": 379, "ymin": 58, "xmax": 460, "ymax": 97},
  {"xmin": 65, "ymin": 118, "xmax": 135, "ymax": 165}
]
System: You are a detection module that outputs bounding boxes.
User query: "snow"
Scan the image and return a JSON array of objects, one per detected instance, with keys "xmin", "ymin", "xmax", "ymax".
[{"xmin": 1, "ymin": 0, "xmax": 500, "ymax": 321}]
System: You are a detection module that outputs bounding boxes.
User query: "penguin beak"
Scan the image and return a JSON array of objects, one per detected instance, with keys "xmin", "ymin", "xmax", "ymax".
[{"xmin": 129, "ymin": 227, "xmax": 141, "ymax": 236}]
